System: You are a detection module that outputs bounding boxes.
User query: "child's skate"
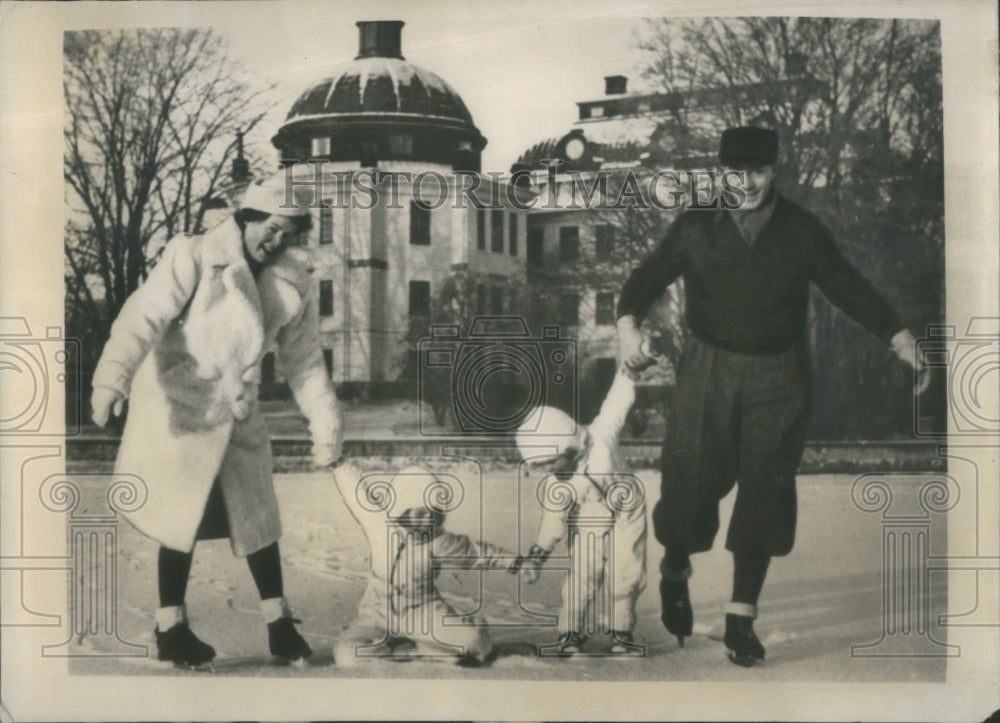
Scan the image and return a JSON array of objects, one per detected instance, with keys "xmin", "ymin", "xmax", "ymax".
[
  {"xmin": 548, "ymin": 631, "xmax": 587, "ymax": 656},
  {"xmin": 608, "ymin": 631, "xmax": 645, "ymax": 657}
]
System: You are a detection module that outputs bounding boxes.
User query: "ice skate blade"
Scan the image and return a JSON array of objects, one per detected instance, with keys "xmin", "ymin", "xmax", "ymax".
[
  {"xmin": 538, "ymin": 648, "xmax": 584, "ymax": 658},
  {"xmin": 271, "ymin": 654, "xmax": 311, "ymax": 668},
  {"xmin": 163, "ymin": 659, "xmax": 214, "ymax": 672},
  {"xmin": 726, "ymin": 649, "xmax": 763, "ymax": 668}
]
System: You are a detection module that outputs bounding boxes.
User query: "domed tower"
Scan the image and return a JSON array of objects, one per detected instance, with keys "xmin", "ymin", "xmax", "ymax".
[
  {"xmin": 272, "ymin": 21, "xmax": 486, "ymax": 172},
  {"xmin": 269, "ymin": 21, "xmax": 524, "ymax": 390}
]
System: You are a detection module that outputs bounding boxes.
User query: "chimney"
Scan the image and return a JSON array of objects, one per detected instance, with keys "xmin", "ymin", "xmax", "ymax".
[
  {"xmin": 231, "ymin": 129, "xmax": 249, "ymax": 183},
  {"xmin": 604, "ymin": 75, "xmax": 628, "ymax": 95},
  {"xmin": 356, "ymin": 21, "xmax": 405, "ymax": 60}
]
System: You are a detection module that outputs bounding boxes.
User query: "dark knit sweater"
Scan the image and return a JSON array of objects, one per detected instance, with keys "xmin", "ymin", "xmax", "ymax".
[{"xmin": 617, "ymin": 194, "xmax": 905, "ymax": 353}]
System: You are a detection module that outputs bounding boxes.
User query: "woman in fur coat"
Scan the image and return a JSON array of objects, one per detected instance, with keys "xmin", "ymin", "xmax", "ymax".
[{"xmin": 90, "ymin": 175, "xmax": 342, "ymax": 668}]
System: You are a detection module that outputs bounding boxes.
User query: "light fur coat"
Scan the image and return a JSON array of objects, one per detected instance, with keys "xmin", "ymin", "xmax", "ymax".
[{"xmin": 92, "ymin": 218, "xmax": 342, "ymax": 556}]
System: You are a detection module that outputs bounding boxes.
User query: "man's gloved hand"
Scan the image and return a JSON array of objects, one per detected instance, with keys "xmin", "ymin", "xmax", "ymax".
[
  {"xmin": 891, "ymin": 329, "xmax": 932, "ymax": 396},
  {"xmin": 91, "ymin": 387, "xmax": 126, "ymax": 428}
]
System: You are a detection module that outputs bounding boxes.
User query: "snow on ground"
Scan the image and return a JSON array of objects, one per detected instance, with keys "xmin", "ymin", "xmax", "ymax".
[{"xmin": 68, "ymin": 464, "xmax": 947, "ymax": 681}]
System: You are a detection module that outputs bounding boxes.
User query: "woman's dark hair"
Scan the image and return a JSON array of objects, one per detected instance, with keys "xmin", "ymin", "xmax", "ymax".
[
  {"xmin": 234, "ymin": 208, "xmax": 270, "ymax": 231},
  {"xmin": 291, "ymin": 213, "xmax": 312, "ymax": 235},
  {"xmin": 234, "ymin": 209, "xmax": 313, "ymax": 237}
]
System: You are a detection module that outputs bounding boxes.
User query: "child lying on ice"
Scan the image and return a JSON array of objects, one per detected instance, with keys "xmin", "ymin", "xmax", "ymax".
[{"xmin": 332, "ymin": 462, "xmax": 529, "ymax": 667}]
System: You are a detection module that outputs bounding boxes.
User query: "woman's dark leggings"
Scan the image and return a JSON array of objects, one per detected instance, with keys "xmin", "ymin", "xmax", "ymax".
[{"xmin": 158, "ymin": 542, "xmax": 284, "ymax": 607}]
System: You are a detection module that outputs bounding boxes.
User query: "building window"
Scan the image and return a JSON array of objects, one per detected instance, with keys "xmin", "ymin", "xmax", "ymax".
[
  {"xmin": 490, "ymin": 285, "xmax": 504, "ymax": 314},
  {"xmin": 389, "ymin": 135, "xmax": 413, "ymax": 156},
  {"xmin": 590, "ymin": 106, "xmax": 604, "ymax": 118},
  {"xmin": 508, "ymin": 213, "xmax": 518, "ymax": 255},
  {"xmin": 558, "ymin": 293, "xmax": 579, "ymax": 328},
  {"xmin": 311, "ymin": 136, "xmax": 331, "ymax": 156},
  {"xmin": 409, "ymin": 280, "xmax": 431, "ymax": 317},
  {"xmin": 527, "ymin": 227, "xmax": 544, "ymax": 266},
  {"xmin": 491, "ymin": 209, "xmax": 504, "ymax": 252},
  {"xmin": 476, "ymin": 283, "xmax": 488, "ymax": 315},
  {"xmin": 410, "ymin": 200, "xmax": 431, "ymax": 246},
  {"xmin": 477, "ymin": 209, "xmax": 487, "ymax": 250},
  {"xmin": 559, "ymin": 226, "xmax": 580, "ymax": 262},
  {"xmin": 595, "ymin": 291, "xmax": 615, "ymax": 326},
  {"xmin": 261, "ymin": 352, "xmax": 276, "ymax": 384},
  {"xmin": 595, "ymin": 224, "xmax": 614, "ymax": 260},
  {"xmin": 322, "ymin": 349, "xmax": 333, "ymax": 377},
  {"xmin": 320, "ymin": 207, "xmax": 333, "ymax": 245},
  {"xmin": 319, "ymin": 279, "xmax": 334, "ymax": 317}
]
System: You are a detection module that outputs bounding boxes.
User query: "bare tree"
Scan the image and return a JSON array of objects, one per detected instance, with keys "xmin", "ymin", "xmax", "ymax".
[
  {"xmin": 626, "ymin": 17, "xmax": 944, "ymax": 438},
  {"xmin": 64, "ymin": 28, "xmax": 273, "ymax": 372}
]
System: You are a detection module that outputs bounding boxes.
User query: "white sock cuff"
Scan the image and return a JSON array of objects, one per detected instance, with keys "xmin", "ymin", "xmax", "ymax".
[
  {"xmin": 261, "ymin": 596, "xmax": 290, "ymax": 623},
  {"xmin": 726, "ymin": 602, "xmax": 757, "ymax": 619},
  {"xmin": 155, "ymin": 604, "xmax": 186, "ymax": 631}
]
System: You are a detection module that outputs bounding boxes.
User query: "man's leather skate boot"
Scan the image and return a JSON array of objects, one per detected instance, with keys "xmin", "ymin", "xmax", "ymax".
[
  {"xmin": 659, "ymin": 578, "xmax": 693, "ymax": 647},
  {"xmin": 724, "ymin": 613, "xmax": 765, "ymax": 667},
  {"xmin": 659, "ymin": 557, "xmax": 693, "ymax": 647}
]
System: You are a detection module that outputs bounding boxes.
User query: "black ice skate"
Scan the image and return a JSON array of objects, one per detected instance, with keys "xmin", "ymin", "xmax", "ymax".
[
  {"xmin": 155, "ymin": 623, "xmax": 216, "ymax": 669},
  {"xmin": 723, "ymin": 613, "xmax": 766, "ymax": 667},
  {"xmin": 659, "ymin": 578, "xmax": 693, "ymax": 647},
  {"xmin": 268, "ymin": 617, "xmax": 313, "ymax": 666}
]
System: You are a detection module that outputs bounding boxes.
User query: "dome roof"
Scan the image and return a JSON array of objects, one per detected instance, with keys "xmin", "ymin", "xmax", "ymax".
[
  {"xmin": 285, "ymin": 56, "xmax": 476, "ymax": 127},
  {"xmin": 273, "ymin": 22, "xmax": 485, "ymax": 172}
]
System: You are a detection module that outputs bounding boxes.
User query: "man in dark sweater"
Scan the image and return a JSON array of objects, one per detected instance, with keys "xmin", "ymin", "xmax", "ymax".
[{"xmin": 616, "ymin": 126, "xmax": 929, "ymax": 666}]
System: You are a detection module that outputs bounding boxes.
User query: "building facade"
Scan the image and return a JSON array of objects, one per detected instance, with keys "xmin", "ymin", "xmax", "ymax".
[
  {"xmin": 513, "ymin": 64, "xmax": 819, "ymax": 398},
  {"xmin": 266, "ymin": 21, "xmax": 528, "ymax": 388}
]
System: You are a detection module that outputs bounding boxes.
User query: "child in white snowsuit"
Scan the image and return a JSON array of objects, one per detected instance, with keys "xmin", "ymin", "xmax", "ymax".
[
  {"xmin": 332, "ymin": 462, "xmax": 526, "ymax": 666},
  {"xmin": 516, "ymin": 368, "xmax": 648, "ymax": 656}
]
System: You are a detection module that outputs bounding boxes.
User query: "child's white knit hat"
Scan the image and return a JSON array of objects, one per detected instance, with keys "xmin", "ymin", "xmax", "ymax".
[
  {"xmin": 515, "ymin": 405, "xmax": 579, "ymax": 462},
  {"xmin": 390, "ymin": 463, "xmax": 446, "ymax": 516}
]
